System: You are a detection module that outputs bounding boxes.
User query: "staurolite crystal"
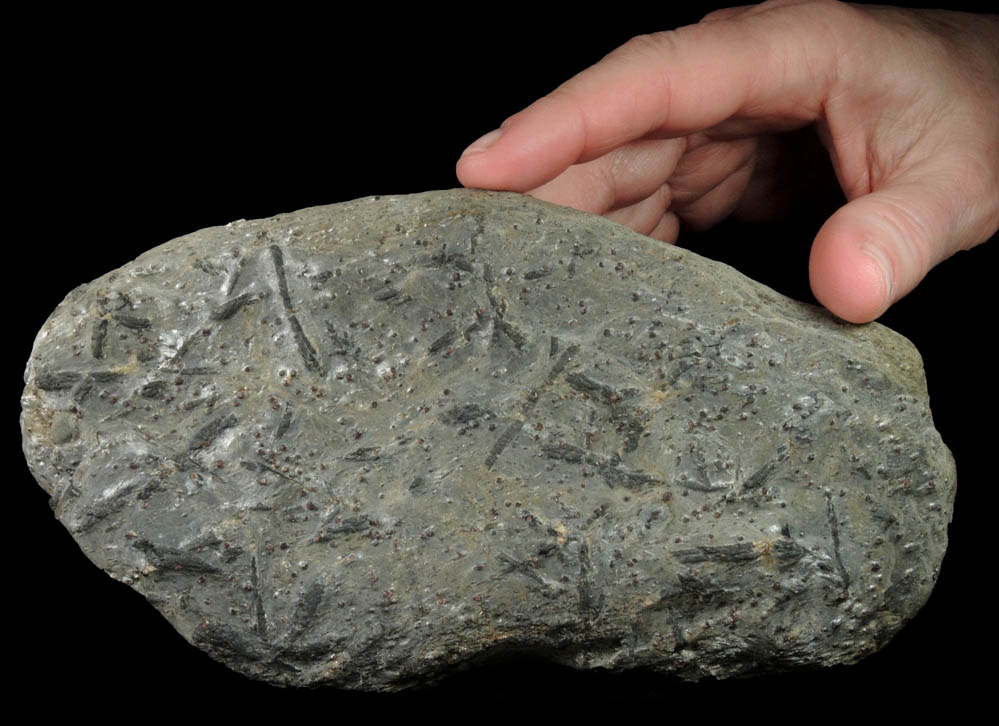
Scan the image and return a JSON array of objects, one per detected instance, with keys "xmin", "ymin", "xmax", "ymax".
[{"xmin": 21, "ymin": 190, "xmax": 954, "ymax": 689}]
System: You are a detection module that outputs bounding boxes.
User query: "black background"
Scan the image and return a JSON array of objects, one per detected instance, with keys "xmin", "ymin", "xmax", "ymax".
[{"xmin": 14, "ymin": 2, "xmax": 995, "ymax": 712}]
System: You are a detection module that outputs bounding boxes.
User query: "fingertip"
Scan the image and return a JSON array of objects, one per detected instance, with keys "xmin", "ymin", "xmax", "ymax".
[
  {"xmin": 809, "ymin": 225, "xmax": 892, "ymax": 324},
  {"xmin": 455, "ymin": 97, "xmax": 589, "ymax": 192},
  {"xmin": 647, "ymin": 212, "xmax": 680, "ymax": 244},
  {"xmin": 460, "ymin": 128, "xmax": 505, "ymax": 158},
  {"xmin": 456, "ymin": 128, "xmax": 504, "ymax": 188}
]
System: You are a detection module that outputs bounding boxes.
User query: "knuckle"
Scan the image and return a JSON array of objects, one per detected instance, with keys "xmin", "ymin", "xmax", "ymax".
[
  {"xmin": 615, "ymin": 31, "xmax": 679, "ymax": 62},
  {"xmin": 700, "ymin": 7, "xmax": 740, "ymax": 23}
]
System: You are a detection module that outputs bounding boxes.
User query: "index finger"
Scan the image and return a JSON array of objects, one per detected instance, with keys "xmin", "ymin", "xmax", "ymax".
[{"xmin": 456, "ymin": 0, "xmax": 843, "ymax": 192}]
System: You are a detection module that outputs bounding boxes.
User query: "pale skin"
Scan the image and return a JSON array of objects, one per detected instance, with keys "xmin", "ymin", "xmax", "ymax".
[{"xmin": 456, "ymin": 0, "xmax": 999, "ymax": 323}]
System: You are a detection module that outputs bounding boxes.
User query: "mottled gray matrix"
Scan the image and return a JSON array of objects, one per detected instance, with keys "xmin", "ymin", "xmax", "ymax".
[{"xmin": 21, "ymin": 190, "xmax": 955, "ymax": 689}]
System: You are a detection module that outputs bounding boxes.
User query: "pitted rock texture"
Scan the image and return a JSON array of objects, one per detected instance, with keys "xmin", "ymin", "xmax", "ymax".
[{"xmin": 21, "ymin": 190, "xmax": 955, "ymax": 689}]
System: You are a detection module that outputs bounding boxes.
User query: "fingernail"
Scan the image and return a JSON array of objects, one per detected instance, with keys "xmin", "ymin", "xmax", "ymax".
[
  {"xmin": 858, "ymin": 242, "xmax": 894, "ymax": 313},
  {"xmin": 461, "ymin": 128, "xmax": 504, "ymax": 157}
]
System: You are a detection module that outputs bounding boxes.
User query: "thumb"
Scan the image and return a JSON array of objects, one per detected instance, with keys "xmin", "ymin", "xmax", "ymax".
[{"xmin": 809, "ymin": 169, "xmax": 985, "ymax": 323}]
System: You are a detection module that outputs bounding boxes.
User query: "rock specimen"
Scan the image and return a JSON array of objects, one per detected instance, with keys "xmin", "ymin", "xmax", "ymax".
[{"xmin": 21, "ymin": 190, "xmax": 955, "ymax": 689}]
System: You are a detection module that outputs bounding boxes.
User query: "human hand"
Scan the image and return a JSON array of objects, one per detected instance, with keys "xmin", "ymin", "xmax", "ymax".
[{"xmin": 456, "ymin": 0, "xmax": 999, "ymax": 323}]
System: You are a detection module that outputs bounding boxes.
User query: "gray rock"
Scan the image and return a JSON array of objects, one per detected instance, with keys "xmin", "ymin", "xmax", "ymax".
[{"xmin": 20, "ymin": 189, "xmax": 955, "ymax": 690}]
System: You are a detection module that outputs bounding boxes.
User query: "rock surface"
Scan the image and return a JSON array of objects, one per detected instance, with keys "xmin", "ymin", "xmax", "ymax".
[{"xmin": 21, "ymin": 190, "xmax": 955, "ymax": 690}]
